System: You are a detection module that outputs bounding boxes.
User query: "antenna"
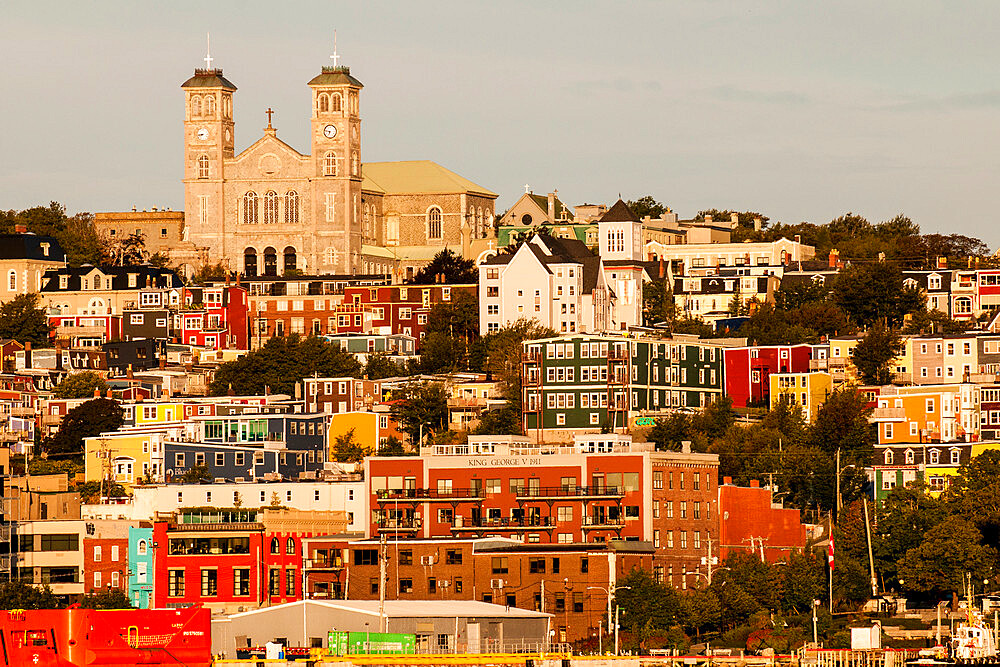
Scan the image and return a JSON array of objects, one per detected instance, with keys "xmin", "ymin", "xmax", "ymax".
[
  {"xmin": 330, "ymin": 30, "xmax": 340, "ymax": 67},
  {"xmin": 204, "ymin": 33, "xmax": 213, "ymax": 70}
]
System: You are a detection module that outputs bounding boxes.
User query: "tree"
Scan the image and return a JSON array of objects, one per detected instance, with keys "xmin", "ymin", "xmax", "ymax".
[
  {"xmin": 875, "ymin": 214, "xmax": 920, "ymax": 238},
  {"xmin": 377, "ymin": 436, "xmax": 409, "ymax": 456},
  {"xmin": 181, "ymin": 464, "xmax": 213, "ymax": 483},
  {"xmin": 210, "ymin": 335, "xmax": 361, "ymax": 396},
  {"xmin": 414, "ymin": 292, "xmax": 481, "ymax": 373},
  {"xmin": 626, "ymin": 196, "xmax": 668, "ymax": 219},
  {"xmin": 389, "ymin": 382, "xmax": 449, "ymax": 445},
  {"xmin": 53, "ymin": 371, "xmax": 108, "ymax": 399},
  {"xmin": 642, "ymin": 279, "xmax": 677, "ymax": 326},
  {"xmin": 75, "ymin": 480, "xmax": 127, "ymax": 504},
  {"xmin": 78, "ymin": 589, "xmax": 134, "ymax": 609},
  {"xmin": 472, "ymin": 403, "xmax": 522, "ymax": 436},
  {"xmin": 108, "ymin": 231, "xmax": 148, "ymax": 266},
  {"xmin": 681, "ymin": 587, "xmax": 722, "ymax": 637},
  {"xmin": 410, "ymin": 249, "xmax": 477, "ymax": 285},
  {"xmin": 0, "ymin": 293, "xmax": 51, "ymax": 345},
  {"xmin": 332, "ymin": 428, "xmax": 370, "ymax": 462},
  {"xmin": 191, "ymin": 261, "xmax": 229, "ymax": 284},
  {"xmin": 946, "ymin": 449, "xmax": 1000, "ymax": 548},
  {"xmin": 775, "ymin": 280, "xmax": 830, "ymax": 310},
  {"xmin": 44, "ymin": 398, "xmax": 124, "ymax": 458},
  {"xmin": 852, "ymin": 326, "xmax": 904, "ymax": 385},
  {"xmin": 615, "ymin": 568, "xmax": 682, "ymax": 650},
  {"xmin": 873, "ymin": 483, "xmax": 949, "ymax": 584},
  {"xmin": 1, "ymin": 202, "xmax": 109, "ymax": 266},
  {"xmin": 897, "ymin": 517, "xmax": 997, "ymax": 596},
  {"xmin": 903, "ymin": 309, "xmax": 966, "ymax": 335},
  {"xmin": 0, "ymin": 581, "xmax": 63, "ymax": 610},
  {"xmin": 833, "ymin": 262, "xmax": 924, "ymax": 328},
  {"xmin": 364, "ymin": 353, "xmax": 404, "ymax": 380},
  {"xmin": 807, "ymin": 389, "xmax": 875, "ymax": 459}
]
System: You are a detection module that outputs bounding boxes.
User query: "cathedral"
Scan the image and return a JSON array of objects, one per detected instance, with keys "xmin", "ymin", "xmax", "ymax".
[{"xmin": 102, "ymin": 50, "xmax": 498, "ymax": 280}]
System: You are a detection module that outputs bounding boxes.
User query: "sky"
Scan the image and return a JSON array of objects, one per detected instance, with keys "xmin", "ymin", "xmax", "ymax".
[{"xmin": 3, "ymin": 1, "xmax": 1000, "ymax": 247}]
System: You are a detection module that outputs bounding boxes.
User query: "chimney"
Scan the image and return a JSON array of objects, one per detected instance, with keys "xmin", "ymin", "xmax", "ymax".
[
  {"xmin": 106, "ymin": 389, "xmax": 113, "ymax": 399},
  {"xmin": 750, "ymin": 479, "xmax": 760, "ymax": 488},
  {"xmin": 658, "ymin": 258, "xmax": 665, "ymax": 279},
  {"xmin": 681, "ymin": 440, "xmax": 692, "ymax": 454},
  {"xmin": 783, "ymin": 251, "xmax": 790, "ymax": 267},
  {"xmin": 938, "ymin": 256, "xmax": 948, "ymax": 270},
  {"xmin": 227, "ymin": 383, "xmax": 235, "ymax": 396},
  {"xmin": 753, "ymin": 217, "xmax": 762, "ymax": 232},
  {"xmin": 547, "ymin": 192, "xmax": 556, "ymax": 223},
  {"xmin": 127, "ymin": 364, "xmax": 134, "ymax": 380},
  {"xmin": 705, "ymin": 215, "xmax": 713, "ymax": 224},
  {"xmin": 14, "ymin": 224, "xmax": 27, "ymax": 234},
  {"xmin": 159, "ymin": 356, "xmax": 167, "ymax": 370},
  {"xmin": 54, "ymin": 341, "xmax": 63, "ymax": 370},
  {"xmin": 794, "ymin": 234, "xmax": 801, "ymax": 244},
  {"xmin": 24, "ymin": 341, "xmax": 31, "ymax": 369},
  {"xmin": 829, "ymin": 249, "xmax": 839, "ymax": 268},
  {"xmin": 723, "ymin": 476, "xmax": 733, "ymax": 486},
  {"xmin": 730, "ymin": 212, "xmax": 739, "ymax": 224}
]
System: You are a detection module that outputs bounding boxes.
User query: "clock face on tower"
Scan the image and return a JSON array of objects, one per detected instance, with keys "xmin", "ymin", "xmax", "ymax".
[
  {"xmin": 197, "ymin": 128, "xmax": 209, "ymax": 141},
  {"xmin": 323, "ymin": 124, "xmax": 338, "ymax": 139}
]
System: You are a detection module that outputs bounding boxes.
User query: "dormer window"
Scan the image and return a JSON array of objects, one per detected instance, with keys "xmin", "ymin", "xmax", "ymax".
[
  {"xmin": 950, "ymin": 448, "xmax": 961, "ymax": 464},
  {"xmin": 929, "ymin": 449, "xmax": 940, "ymax": 464},
  {"xmin": 128, "ymin": 274, "xmax": 137, "ymax": 288},
  {"xmin": 884, "ymin": 450, "xmax": 894, "ymax": 465},
  {"xmin": 40, "ymin": 242, "xmax": 50, "ymax": 257},
  {"xmin": 905, "ymin": 449, "xmax": 915, "ymax": 464},
  {"xmin": 59, "ymin": 275, "xmax": 68, "ymax": 289},
  {"xmin": 929, "ymin": 274, "xmax": 942, "ymax": 290}
]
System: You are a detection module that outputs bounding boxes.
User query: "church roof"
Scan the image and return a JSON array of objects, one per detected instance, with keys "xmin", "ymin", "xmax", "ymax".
[
  {"xmin": 599, "ymin": 199, "xmax": 640, "ymax": 223},
  {"xmin": 307, "ymin": 66, "xmax": 364, "ymax": 88},
  {"xmin": 361, "ymin": 161, "xmax": 497, "ymax": 198},
  {"xmin": 181, "ymin": 69, "xmax": 237, "ymax": 90}
]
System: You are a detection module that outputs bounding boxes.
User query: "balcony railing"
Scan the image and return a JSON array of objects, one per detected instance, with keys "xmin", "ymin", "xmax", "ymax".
[
  {"xmin": 304, "ymin": 558, "xmax": 345, "ymax": 569},
  {"xmin": 515, "ymin": 485, "xmax": 623, "ymax": 500},
  {"xmin": 375, "ymin": 488, "xmax": 483, "ymax": 502},
  {"xmin": 581, "ymin": 516, "xmax": 626, "ymax": 530},
  {"xmin": 450, "ymin": 517, "xmax": 555, "ymax": 530},
  {"xmin": 376, "ymin": 519, "xmax": 421, "ymax": 532},
  {"xmin": 870, "ymin": 407, "xmax": 906, "ymax": 421}
]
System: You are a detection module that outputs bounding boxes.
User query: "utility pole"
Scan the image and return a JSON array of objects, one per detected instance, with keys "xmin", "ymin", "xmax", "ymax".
[
  {"xmin": 704, "ymin": 535, "xmax": 716, "ymax": 584},
  {"xmin": 863, "ymin": 498, "xmax": 878, "ymax": 599},
  {"xmin": 378, "ymin": 533, "xmax": 387, "ymax": 632},
  {"xmin": 835, "ymin": 448, "xmax": 841, "ymax": 520},
  {"xmin": 614, "ymin": 605, "xmax": 620, "ymax": 655}
]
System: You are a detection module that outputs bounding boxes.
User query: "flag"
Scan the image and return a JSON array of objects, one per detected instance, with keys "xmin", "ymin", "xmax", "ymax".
[{"xmin": 828, "ymin": 536, "xmax": 835, "ymax": 571}]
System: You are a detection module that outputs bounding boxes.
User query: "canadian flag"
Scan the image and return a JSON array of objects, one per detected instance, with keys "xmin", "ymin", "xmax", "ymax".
[{"xmin": 828, "ymin": 536, "xmax": 835, "ymax": 571}]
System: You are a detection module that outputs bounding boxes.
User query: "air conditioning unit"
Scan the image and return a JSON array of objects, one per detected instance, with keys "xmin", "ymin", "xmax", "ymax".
[
  {"xmin": 420, "ymin": 555, "xmax": 436, "ymax": 566},
  {"xmin": 490, "ymin": 578, "xmax": 505, "ymax": 589}
]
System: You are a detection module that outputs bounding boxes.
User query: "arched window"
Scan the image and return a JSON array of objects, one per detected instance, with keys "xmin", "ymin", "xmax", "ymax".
[
  {"xmin": 323, "ymin": 151, "xmax": 338, "ymax": 176},
  {"xmin": 243, "ymin": 191, "xmax": 258, "ymax": 224},
  {"xmin": 478, "ymin": 206, "xmax": 484, "ymax": 238},
  {"xmin": 205, "ymin": 95, "xmax": 216, "ymax": 117},
  {"xmin": 427, "ymin": 207, "xmax": 443, "ymax": 240},
  {"xmin": 929, "ymin": 449, "xmax": 940, "ymax": 464},
  {"xmin": 905, "ymin": 449, "xmax": 915, "ymax": 464},
  {"xmin": 363, "ymin": 205, "xmax": 371, "ymax": 234},
  {"xmin": 191, "ymin": 96, "xmax": 201, "ymax": 116},
  {"xmin": 319, "ymin": 93, "xmax": 329, "ymax": 112},
  {"xmin": 284, "ymin": 247, "xmax": 297, "ymax": 274},
  {"xmin": 197, "ymin": 155, "xmax": 209, "ymax": 179},
  {"xmin": 8, "ymin": 270, "xmax": 15, "ymax": 292},
  {"xmin": 284, "ymin": 191, "xmax": 299, "ymax": 224},
  {"xmin": 884, "ymin": 450, "xmax": 894, "ymax": 465},
  {"xmin": 263, "ymin": 247, "xmax": 277, "ymax": 276},
  {"xmin": 270, "ymin": 538, "xmax": 280, "ymax": 555},
  {"xmin": 351, "ymin": 151, "xmax": 359, "ymax": 176},
  {"xmin": 263, "ymin": 191, "xmax": 279, "ymax": 225},
  {"xmin": 244, "ymin": 248, "xmax": 258, "ymax": 277},
  {"xmin": 323, "ymin": 247, "xmax": 335, "ymax": 266},
  {"xmin": 331, "ymin": 93, "xmax": 342, "ymax": 112},
  {"xmin": 137, "ymin": 540, "xmax": 147, "ymax": 555},
  {"xmin": 286, "ymin": 537, "xmax": 295, "ymax": 555}
]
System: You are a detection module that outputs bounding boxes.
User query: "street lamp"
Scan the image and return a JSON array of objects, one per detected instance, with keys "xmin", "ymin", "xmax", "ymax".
[{"xmin": 587, "ymin": 584, "xmax": 631, "ymax": 655}]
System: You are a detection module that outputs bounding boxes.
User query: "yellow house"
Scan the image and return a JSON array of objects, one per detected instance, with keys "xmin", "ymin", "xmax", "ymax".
[
  {"xmin": 769, "ymin": 371, "xmax": 832, "ymax": 422},
  {"xmin": 924, "ymin": 441, "xmax": 1000, "ymax": 496},
  {"xmin": 328, "ymin": 412, "xmax": 379, "ymax": 460},
  {"xmin": 128, "ymin": 401, "xmax": 185, "ymax": 427},
  {"xmin": 83, "ymin": 430, "xmax": 169, "ymax": 488}
]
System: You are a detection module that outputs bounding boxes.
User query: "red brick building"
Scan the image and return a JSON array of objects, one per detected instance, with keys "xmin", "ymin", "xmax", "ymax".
[
  {"xmin": 365, "ymin": 435, "xmax": 719, "ymax": 587},
  {"xmin": 723, "ymin": 343, "xmax": 813, "ymax": 407},
  {"xmin": 83, "ymin": 520, "xmax": 132, "ymax": 594},
  {"xmin": 718, "ymin": 477, "xmax": 807, "ymax": 563},
  {"xmin": 300, "ymin": 536, "xmax": 654, "ymax": 644}
]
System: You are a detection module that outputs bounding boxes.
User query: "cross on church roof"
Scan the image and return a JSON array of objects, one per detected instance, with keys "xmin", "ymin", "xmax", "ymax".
[
  {"xmin": 204, "ymin": 32, "xmax": 213, "ymax": 69},
  {"xmin": 265, "ymin": 107, "xmax": 274, "ymax": 129},
  {"xmin": 330, "ymin": 30, "xmax": 340, "ymax": 67}
]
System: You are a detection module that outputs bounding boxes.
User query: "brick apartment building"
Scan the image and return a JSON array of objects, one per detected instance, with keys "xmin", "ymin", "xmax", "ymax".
[{"xmin": 83, "ymin": 520, "xmax": 131, "ymax": 593}]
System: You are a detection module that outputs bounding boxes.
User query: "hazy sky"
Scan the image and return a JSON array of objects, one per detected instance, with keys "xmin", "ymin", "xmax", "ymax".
[{"xmin": 3, "ymin": 1, "xmax": 1000, "ymax": 247}]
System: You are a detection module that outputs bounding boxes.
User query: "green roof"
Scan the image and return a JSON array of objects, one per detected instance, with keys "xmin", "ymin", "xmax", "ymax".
[
  {"xmin": 361, "ymin": 160, "xmax": 496, "ymax": 198},
  {"xmin": 307, "ymin": 66, "xmax": 364, "ymax": 88},
  {"xmin": 527, "ymin": 193, "xmax": 572, "ymax": 218},
  {"xmin": 181, "ymin": 69, "xmax": 237, "ymax": 90}
]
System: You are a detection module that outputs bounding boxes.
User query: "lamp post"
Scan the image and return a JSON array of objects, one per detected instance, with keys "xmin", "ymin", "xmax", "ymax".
[{"xmin": 588, "ymin": 584, "xmax": 631, "ymax": 654}]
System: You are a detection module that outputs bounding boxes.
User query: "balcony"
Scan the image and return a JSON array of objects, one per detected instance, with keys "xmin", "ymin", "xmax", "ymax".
[
  {"xmin": 376, "ymin": 519, "xmax": 421, "ymax": 534},
  {"xmin": 515, "ymin": 485, "xmax": 624, "ymax": 500},
  {"xmin": 375, "ymin": 488, "xmax": 484, "ymax": 503},
  {"xmin": 870, "ymin": 407, "xmax": 906, "ymax": 422},
  {"xmin": 304, "ymin": 557, "xmax": 345, "ymax": 570},
  {"xmin": 450, "ymin": 516, "xmax": 555, "ymax": 531},
  {"xmin": 581, "ymin": 516, "xmax": 626, "ymax": 530},
  {"xmin": 809, "ymin": 359, "xmax": 830, "ymax": 371}
]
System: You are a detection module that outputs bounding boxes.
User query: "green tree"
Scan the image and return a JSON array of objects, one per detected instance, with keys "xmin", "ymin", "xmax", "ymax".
[
  {"xmin": 108, "ymin": 231, "xmax": 148, "ymax": 266},
  {"xmin": 53, "ymin": 371, "xmax": 108, "ymax": 399},
  {"xmin": 364, "ymin": 353, "xmax": 404, "ymax": 380},
  {"xmin": 903, "ymin": 309, "xmax": 966, "ymax": 335},
  {"xmin": 376, "ymin": 435, "xmax": 409, "ymax": 456},
  {"xmin": 332, "ymin": 428, "xmax": 370, "ymax": 462},
  {"xmin": 626, "ymin": 196, "xmax": 668, "ymax": 219},
  {"xmin": 471, "ymin": 403, "xmax": 523, "ymax": 436},
  {"xmin": 1, "ymin": 203, "xmax": 108, "ymax": 266},
  {"xmin": 897, "ymin": 517, "xmax": 997, "ymax": 596},
  {"xmin": 78, "ymin": 588, "xmax": 134, "ymax": 609},
  {"xmin": 210, "ymin": 335, "xmax": 361, "ymax": 396},
  {"xmin": 181, "ymin": 464, "xmax": 213, "ymax": 483},
  {"xmin": 389, "ymin": 382, "xmax": 449, "ymax": 445},
  {"xmin": 44, "ymin": 398, "xmax": 124, "ymax": 458},
  {"xmin": 875, "ymin": 214, "xmax": 920, "ymax": 237},
  {"xmin": 0, "ymin": 581, "xmax": 63, "ymax": 609},
  {"xmin": 410, "ymin": 249, "xmax": 477, "ymax": 284},
  {"xmin": 642, "ymin": 279, "xmax": 678, "ymax": 326},
  {"xmin": 946, "ymin": 449, "xmax": 1000, "ymax": 548},
  {"xmin": 478, "ymin": 319, "xmax": 557, "ymax": 426},
  {"xmin": 852, "ymin": 326, "xmax": 904, "ymax": 385},
  {"xmin": 0, "ymin": 293, "xmax": 51, "ymax": 345},
  {"xmin": 191, "ymin": 261, "xmax": 229, "ymax": 284},
  {"xmin": 75, "ymin": 481, "xmax": 127, "ymax": 504},
  {"xmin": 615, "ymin": 568, "xmax": 682, "ymax": 650},
  {"xmin": 833, "ymin": 262, "xmax": 924, "ymax": 328},
  {"xmin": 807, "ymin": 389, "xmax": 875, "ymax": 459},
  {"xmin": 872, "ymin": 483, "xmax": 948, "ymax": 584},
  {"xmin": 774, "ymin": 280, "xmax": 830, "ymax": 310},
  {"xmin": 681, "ymin": 587, "xmax": 722, "ymax": 637}
]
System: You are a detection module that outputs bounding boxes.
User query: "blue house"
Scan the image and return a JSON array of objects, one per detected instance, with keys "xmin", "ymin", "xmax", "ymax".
[{"xmin": 128, "ymin": 525, "xmax": 154, "ymax": 608}]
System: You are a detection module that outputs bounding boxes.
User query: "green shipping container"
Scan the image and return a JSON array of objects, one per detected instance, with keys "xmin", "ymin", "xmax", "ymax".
[{"xmin": 328, "ymin": 631, "xmax": 416, "ymax": 655}]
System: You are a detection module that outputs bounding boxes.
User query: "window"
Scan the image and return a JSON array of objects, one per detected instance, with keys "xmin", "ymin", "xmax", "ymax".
[
  {"xmin": 446, "ymin": 549, "xmax": 463, "ymax": 565},
  {"xmin": 234, "ymin": 568, "xmax": 250, "ymax": 596},
  {"xmin": 94, "ymin": 545, "xmax": 102, "ymax": 561},
  {"xmin": 271, "ymin": 538, "xmax": 280, "ymax": 555},
  {"xmin": 197, "ymin": 155, "xmax": 209, "ymax": 178},
  {"xmin": 323, "ymin": 151, "xmax": 338, "ymax": 176},
  {"xmin": 201, "ymin": 569, "xmax": 218, "ymax": 597},
  {"xmin": 286, "ymin": 537, "xmax": 295, "ymax": 555},
  {"xmin": 491, "ymin": 557, "xmax": 509, "ymax": 574},
  {"xmin": 427, "ymin": 207, "xmax": 443, "ymax": 240},
  {"xmin": 111, "ymin": 545, "xmax": 119, "ymax": 561},
  {"xmin": 263, "ymin": 190, "xmax": 279, "ymax": 224},
  {"xmin": 269, "ymin": 569, "xmax": 280, "ymax": 596},
  {"xmin": 354, "ymin": 549, "xmax": 378, "ymax": 565},
  {"xmin": 399, "ymin": 578, "xmax": 413, "ymax": 594},
  {"xmin": 168, "ymin": 569, "xmax": 185, "ymax": 597},
  {"xmin": 243, "ymin": 191, "xmax": 258, "ymax": 224},
  {"xmin": 284, "ymin": 191, "xmax": 299, "ymax": 224},
  {"xmin": 286, "ymin": 569, "xmax": 296, "ymax": 596}
]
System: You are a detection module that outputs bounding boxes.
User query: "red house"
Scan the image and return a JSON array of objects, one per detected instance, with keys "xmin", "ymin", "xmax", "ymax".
[
  {"xmin": 180, "ymin": 285, "xmax": 250, "ymax": 350},
  {"xmin": 718, "ymin": 477, "xmax": 806, "ymax": 564},
  {"xmin": 342, "ymin": 283, "xmax": 476, "ymax": 343},
  {"xmin": 723, "ymin": 343, "xmax": 813, "ymax": 407}
]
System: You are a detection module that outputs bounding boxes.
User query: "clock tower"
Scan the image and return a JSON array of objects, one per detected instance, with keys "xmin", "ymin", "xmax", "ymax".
[
  {"xmin": 308, "ymin": 55, "xmax": 363, "ymax": 274},
  {"xmin": 181, "ymin": 65, "xmax": 236, "ymax": 264}
]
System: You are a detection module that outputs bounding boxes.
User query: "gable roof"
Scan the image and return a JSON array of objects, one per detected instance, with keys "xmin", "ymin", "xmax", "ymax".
[
  {"xmin": 599, "ymin": 199, "xmax": 640, "ymax": 223},
  {"xmin": 361, "ymin": 161, "xmax": 496, "ymax": 198},
  {"xmin": 233, "ymin": 132, "xmax": 308, "ymax": 161},
  {"xmin": 526, "ymin": 193, "xmax": 572, "ymax": 219}
]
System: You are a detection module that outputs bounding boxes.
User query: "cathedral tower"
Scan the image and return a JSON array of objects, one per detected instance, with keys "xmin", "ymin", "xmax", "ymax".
[
  {"xmin": 308, "ymin": 54, "xmax": 363, "ymax": 274},
  {"xmin": 181, "ymin": 64, "xmax": 236, "ymax": 263}
]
